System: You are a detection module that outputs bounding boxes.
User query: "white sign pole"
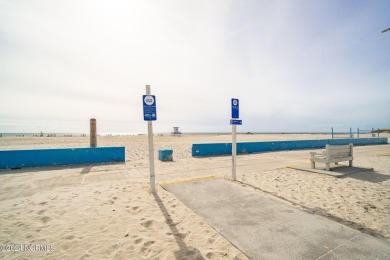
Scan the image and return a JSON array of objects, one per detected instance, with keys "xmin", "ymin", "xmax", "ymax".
[
  {"xmin": 232, "ymin": 124, "xmax": 237, "ymax": 181},
  {"xmin": 146, "ymin": 85, "xmax": 156, "ymax": 193}
]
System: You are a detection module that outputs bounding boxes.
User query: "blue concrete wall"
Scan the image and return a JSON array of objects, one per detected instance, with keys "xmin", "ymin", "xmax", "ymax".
[
  {"xmin": 0, "ymin": 147, "xmax": 125, "ymax": 170},
  {"xmin": 192, "ymin": 138, "xmax": 388, "ymax": 157}
]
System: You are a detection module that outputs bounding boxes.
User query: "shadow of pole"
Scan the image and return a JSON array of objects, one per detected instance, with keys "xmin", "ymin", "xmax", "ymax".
[
  {"xmin": 153, "ymin": 192, "xmax": 205, "ymax": 260},
  {"xmin": 80, "ymin": 166, "xmax": 93, "ymax": 174}
]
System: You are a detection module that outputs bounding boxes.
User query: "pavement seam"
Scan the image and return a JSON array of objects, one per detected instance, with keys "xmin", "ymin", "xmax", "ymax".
[
  {"xmin": 159, "ymin": 175, "xmax": 218, "ymax": 187},
  {"xmin": 315, "ymin": 234, "xmax": 360, "ymax": 260}
]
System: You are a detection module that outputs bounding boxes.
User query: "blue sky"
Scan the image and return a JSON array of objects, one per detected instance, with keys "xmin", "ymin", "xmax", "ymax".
[{"xmin": 0, "ymin": 0, "xmax": 389, "ymax": 134}]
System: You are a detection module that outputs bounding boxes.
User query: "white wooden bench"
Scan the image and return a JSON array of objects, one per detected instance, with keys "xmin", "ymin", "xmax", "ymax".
[{"xmin": 310, "ymin": 144, "xmax": 353, "ymax": 171}]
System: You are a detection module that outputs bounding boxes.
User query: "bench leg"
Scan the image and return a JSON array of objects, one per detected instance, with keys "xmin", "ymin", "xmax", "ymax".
[
  {"xmin": 326, "ymin": 163, "xmax": 330, "ymax": 171},
  {"xmin": 311, "ymin": 161, "xmax": 315, "ymax": 169},
  {"xmin": 349, "ymin": 160, "xmax": 353, "ymax": 167}
]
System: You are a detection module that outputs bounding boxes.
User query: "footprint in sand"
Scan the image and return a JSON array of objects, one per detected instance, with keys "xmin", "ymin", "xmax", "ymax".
[
  {"xmin": 141, "ymin": 220, "xmax": 154, "ymax": 228},
  {"xmin": 134, "ymin": 238, "xmax": 143, "ymax": 245},
  {"xmin": 126, "ymin": 245, "xmax": 135, "ymax": 251},
  {"xmin": 41, "ymin": 216, "xmax": 51, "ymax": 224},
  {"xmin": 55, "ymin": 210, "xmax": 66, "ymax": 216},
  {"xmin": 37, "ymin": 209, "xmax": 46, "ymax": 215},
  {"xmin": 207, "ymin": 238, "xmax": 215, "ymax": 244},
  {"xmin": 185, "ymin": 249, "xmax": 197, "ymax": 257},
  {"xmin": 173, "ymin": 233, "xmax": 187, "ymax": 239},
  {"xmin": 65, "ymin": 235, "xmax": 75, "ymax": 240},
  {"xmin": 109, "ymin": 244, "xmax": 120, "ymax": 251},
  {"xmin": 140, "ymin": 241, "xmax": 156, "ymax": 256},
  {"xmin": 15, "ymin": 222, "xmax": 25, "ymax": 227},
  {"xmin": 78, "ymin": 253, "xmax": 91, "ymax": 260},
  {"xmin": 60, "ymin": 243, "xmax": 72, "ymax": 251},
  {"xmin": 100, "ymin": 225, "xmax": 108, "ymax": 232}
]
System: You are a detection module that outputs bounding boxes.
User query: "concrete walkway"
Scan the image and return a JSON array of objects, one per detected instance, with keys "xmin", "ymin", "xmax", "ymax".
[
  {"xmin": 288, "ymin": 165, "xmax": 374, "ymax": 178},
  {"xmin": 162, "ymin": 178, "xmax": 390, "ymax": 260}
]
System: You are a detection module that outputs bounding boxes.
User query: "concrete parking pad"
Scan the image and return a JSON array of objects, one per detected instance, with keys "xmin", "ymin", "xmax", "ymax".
[
  {"xmin": 288, "ymin": 165, "xmax": 374, "ymax": 177},
  {"xmin": 162, "ymin": 178, "xmax": 390, "ymax": 259}
]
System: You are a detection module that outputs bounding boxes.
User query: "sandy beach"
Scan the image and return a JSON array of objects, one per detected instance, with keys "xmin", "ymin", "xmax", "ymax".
[{"xmin": 0, "ymin": 133, "xmax": 389, "ymax": 259}]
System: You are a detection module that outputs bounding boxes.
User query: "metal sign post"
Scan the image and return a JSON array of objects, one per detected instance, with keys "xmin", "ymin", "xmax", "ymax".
[
  {"xmin": 231, "ymin": 99, "xmax": 241, "ymax": 181},
  {"xmin": 232, "ymin": 124, "xmax": 237, "ymax": 181},
  {"xmin": 143, "ymin": 85, "xmax": 156, "ymax": 193}
]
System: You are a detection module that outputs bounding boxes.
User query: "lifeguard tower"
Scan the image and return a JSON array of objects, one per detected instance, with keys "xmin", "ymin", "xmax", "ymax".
[{"xmin": 171, "ymin": 127, "xmax": 182, "ymax": 136}]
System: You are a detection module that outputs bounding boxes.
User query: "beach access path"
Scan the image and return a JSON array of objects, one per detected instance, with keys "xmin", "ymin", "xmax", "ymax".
[{"xmin": 163, "ymin": 178, "xmax": 390, "ymax": 259}]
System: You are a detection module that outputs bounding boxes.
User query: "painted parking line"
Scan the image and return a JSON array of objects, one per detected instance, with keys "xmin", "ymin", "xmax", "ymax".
[
  {"xmin": 377, "ymin": 153, "xmax": 390, "ymax": 156},
  {"xmin": 160, "ymin": 175, "xmax": 217, "ymax": 187},
  {"xmin": 286, "ymin": 162, "xmax": 311, "ymax": 168}
]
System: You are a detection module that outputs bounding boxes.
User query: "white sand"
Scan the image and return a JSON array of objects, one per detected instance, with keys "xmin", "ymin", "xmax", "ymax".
[{"xmin": 0, "ymin": 133, "xmax": 389, "ymax": 259}]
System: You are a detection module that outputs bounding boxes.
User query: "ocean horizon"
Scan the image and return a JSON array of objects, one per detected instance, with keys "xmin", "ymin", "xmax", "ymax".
[{"xmin": 0, "ymin": 131, "xmax": 359, "ymax": 137}]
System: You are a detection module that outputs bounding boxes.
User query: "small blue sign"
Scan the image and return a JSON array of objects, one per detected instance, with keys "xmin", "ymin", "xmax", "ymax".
[
  {"xmin": 231, "ymin": 98, "xmax": 239, "ymax": 119},
  {"xmin": 143, "ymin": 95, "xmax": 157, "ymax": 121},
  {"xmin": 230, "ymin": 119, "xmax": 242, "ymax": 125}
]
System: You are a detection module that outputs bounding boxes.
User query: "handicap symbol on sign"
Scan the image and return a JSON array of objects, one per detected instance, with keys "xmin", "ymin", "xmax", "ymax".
[{"xmin": 144, "ymin": 95, "xmax": 155, "ymax": 106}]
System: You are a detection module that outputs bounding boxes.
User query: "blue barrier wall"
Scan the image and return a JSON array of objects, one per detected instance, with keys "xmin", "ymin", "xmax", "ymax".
[
  {"xmin": 0, "ymin": 147, "xmax": 125, "ymax": 170},
  {"xmin": 192, "ymin": 138, "xmax": 388, "ymax": 157}
]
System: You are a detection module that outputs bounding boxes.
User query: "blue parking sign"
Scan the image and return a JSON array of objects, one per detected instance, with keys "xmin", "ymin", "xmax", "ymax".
[
  {"xmin": 230, "ymin": 119, "xmax": 242, "ymax": 125},
  {"xmin": 231, "ymin": 98, "xmax": 239, "ymax": 119},
  {"xmin": 143, "ymin": 95, "xmax": 157, "ymax": 121}
]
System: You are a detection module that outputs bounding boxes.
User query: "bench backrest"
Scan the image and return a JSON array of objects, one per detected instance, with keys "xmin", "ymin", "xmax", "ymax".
[{"xmin": 325, "ymin": 144, "xmax": 353, "ymax": 159}]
